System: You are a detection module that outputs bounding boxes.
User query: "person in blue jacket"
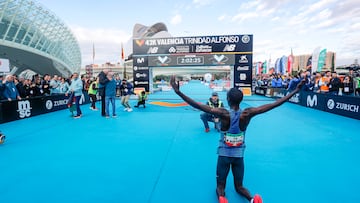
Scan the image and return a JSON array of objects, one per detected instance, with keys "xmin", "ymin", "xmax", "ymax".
[
  {"xmin": 105, "ymin": 73, "xmax": 117, "ymax": 118},
  {"xmin": 2, "ymin": 75, "xmax": 21, "ymax": 101},
  {"xmin": 66, "ymin": 73, "xmax": 83, "ymax": 118}
]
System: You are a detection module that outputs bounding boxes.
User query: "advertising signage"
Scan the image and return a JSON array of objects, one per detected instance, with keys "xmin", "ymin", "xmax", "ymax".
[
  {"xmin": 148, "ymin": 54, "xmax": 235, "ymax": 67},
  {"xmin": 132, "ymin": 34, "xmax": 253, "ymax": 93},
  {"xmin": 133, "ymin": 35, "xmax": 253, "ymax": 55}
]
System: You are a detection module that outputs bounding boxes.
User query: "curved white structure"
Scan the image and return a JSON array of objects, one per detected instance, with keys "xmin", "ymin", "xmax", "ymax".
[{"xmin": 0, "ymin": 0, "xmax": 81, "ymax": 77}]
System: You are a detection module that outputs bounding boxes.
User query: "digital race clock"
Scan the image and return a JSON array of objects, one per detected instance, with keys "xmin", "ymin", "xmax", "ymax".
[{"xmin": 177, "ymin": 56, "xmax": 204, "ymax": 65}]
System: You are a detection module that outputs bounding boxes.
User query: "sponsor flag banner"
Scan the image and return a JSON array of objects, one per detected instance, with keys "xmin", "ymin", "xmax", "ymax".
[
  {"xmin": 317, "ymin": 48, "xmax": 327, "ymax": 72},
  {"xmin": 267, "ymin": 56, "xmax": 271, "ymax": 74},
  {"xmin": 121, "ymin": 43, "xmax": 125, "ymax": 60},
  {"xmin": 275, "ymin": 58, "xmax": 280, "ymax": 73},
  {"xmin": 306, "ymin": 56, "xmax": 312, "ymax": 70},
  {"xmin": 92, "ymin": 43, "xmax": 95, "ymax": 62},
  {"xmin": 280, "ymin": 56, "xmax": 287, "ymax": 75},
  {"xmin": 311, "ymin": 46, "xmax": 321, "ymax": 73},
  {"xmin": 262, "ymin": 60, "xmax": 267, "ymax": 74},
  {"xmin": 257, "ymin": 62, "xmax": 262, "ymax": 75},
  {"xmin": 287, "ymin": 49, "xmax": 293, "ymax": 74}
]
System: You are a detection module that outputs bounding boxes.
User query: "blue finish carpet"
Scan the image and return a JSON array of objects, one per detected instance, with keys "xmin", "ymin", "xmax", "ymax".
[{"xmin": 1, "ymin": 81, "xmax": 359, "ymax": 203}]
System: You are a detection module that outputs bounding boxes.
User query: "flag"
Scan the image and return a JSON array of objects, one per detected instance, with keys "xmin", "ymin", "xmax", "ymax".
[
  {"xmin": 268, "ymin": 55, "xmax": 271, "ymax": 74},
  {"xmin": 262, "ymin": 60, "xmax": 267, "ymax": 74},
  {"xmin": 256, "ymin": 62, "xmax": 262, "ymax": 75},
  {"xmin": 311, "ymin": 46, "xmax": 321, "ymax": 73},
  {"xmin": 306, "ymin": 56, "xmax": 312, "ymax": 71},
  {"xmin": 121, "ymin": 43, "xmax": 125, "ymax": 60},
  {"xmin": 331, "ymin": 52, "xmax": 335, "ymax": 72},
  {"xmin": 275, "ymin": 58, "xmax": 281, "ymax": 73},
  {"xmin": 317, "ymin": 48, "xmax": 327, "ymax": 72},
  {"xmin": 92, "ymin": 43, "xmax": 95, "ymax": 63},
  {"xmin": 280, "ymin": 56, "xmax": 287, "ymax": 75},
  {"xmin": 287, "ymin": 48, "xmax": 294, "ymax": 74}
]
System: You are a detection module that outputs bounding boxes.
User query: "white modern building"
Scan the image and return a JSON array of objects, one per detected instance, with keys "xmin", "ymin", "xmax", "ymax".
[{"xmin": 0, "ymin": 0, "xmax": 81, "ymax": 77}]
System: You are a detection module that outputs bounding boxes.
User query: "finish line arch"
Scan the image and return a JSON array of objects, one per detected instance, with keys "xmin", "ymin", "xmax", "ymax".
[{"xmin": 132, "ymin": 34, "xmax": 253, "ymax": 95}]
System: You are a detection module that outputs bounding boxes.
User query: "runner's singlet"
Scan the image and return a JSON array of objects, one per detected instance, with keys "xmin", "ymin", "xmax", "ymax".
[{"xmin": 217, "ymin": 109, "xmax": 246, "ymax": 158}]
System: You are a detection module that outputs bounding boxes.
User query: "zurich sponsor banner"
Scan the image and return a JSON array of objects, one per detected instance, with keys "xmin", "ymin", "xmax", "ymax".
[
  {"xmin": 43, "ymin": 94, "xmax": 90, "ymax": 112},
  {"xmin": 324, "ymin": 94, "xmax": 360, "ymax": 120}
]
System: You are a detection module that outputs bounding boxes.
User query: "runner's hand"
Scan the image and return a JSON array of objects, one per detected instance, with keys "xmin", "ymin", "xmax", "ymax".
[
  {"xmin": 296, "ymin": 79, "xmax": 306, "ymax": 90},
  {"xmin": 170, "ymin": 75, "xmax": 180, "ymax": 93}
]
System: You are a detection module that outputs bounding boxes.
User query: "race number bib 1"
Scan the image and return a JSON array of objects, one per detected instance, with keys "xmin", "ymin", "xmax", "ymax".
[{"xmin": 224, "ymin": 132, "xmax": 244, "ymax": 147}]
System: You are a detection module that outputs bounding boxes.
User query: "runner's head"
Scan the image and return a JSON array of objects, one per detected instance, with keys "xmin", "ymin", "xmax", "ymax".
[{"xmin": 227, "ymin": 88, "xmax": 243, "ymax": 106}]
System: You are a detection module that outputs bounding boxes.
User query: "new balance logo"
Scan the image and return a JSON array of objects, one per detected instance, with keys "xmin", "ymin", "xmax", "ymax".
[
  {"xmin": 147, "ymin": 47, "xmax": 158, "ymax": 54},
  {"xmin": 223, "ymin": 44, "xmax": 236, "ymax": 52}
]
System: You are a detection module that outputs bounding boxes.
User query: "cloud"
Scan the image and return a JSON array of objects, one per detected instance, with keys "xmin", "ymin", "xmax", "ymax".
[
  {"xmin": 218, "ymin": 14, "xmax": 227, "ymax": 21},
  {"xmin": 232, "ymin": 0, "xmax": 285, "ymax": 23},
  {"xmin": 69, "ymin": 25, "xmax": 132, "ymax": 66},
  {"xmin": 192, "ymin": 0, "xmax": 214, "ymax": 7},
  {"xmin": 70, "ymin": 25, "xmax": 131, "ymax": 44},
  {"xmin": 232, "ymin": 12, "xmax": 258, "ymax": 22},
  {"xmin": 271, "ymin": 16, "xmax": 280, "ymax": 21},
  {"xmin": 170, "ymin": 14, "xmax": 182, "ymax": 25}
]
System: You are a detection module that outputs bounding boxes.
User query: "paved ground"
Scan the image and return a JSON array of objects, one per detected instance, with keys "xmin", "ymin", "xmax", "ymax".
[{"xmin": 1, "ymin": 81, "xmax": 359, "ymax": 203}]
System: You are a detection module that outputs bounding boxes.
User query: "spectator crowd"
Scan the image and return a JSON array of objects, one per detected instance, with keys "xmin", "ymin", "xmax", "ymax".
[
  {"xmin": 254, "ymin": 69, "xmax": 360, "ymax": 96},
  {"xmin": 0, "ymin": 73, "xmax": 126, "ymax": 102}
]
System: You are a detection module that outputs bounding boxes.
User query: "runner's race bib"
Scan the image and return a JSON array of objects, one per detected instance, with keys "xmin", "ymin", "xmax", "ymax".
[{"xmin": 224, "ymin": 132, "xmax": 244, "ymax": 147}]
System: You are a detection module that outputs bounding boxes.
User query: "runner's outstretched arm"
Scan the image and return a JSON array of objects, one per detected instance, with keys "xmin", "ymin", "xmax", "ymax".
[
  {"xmin": 244, "ymin": 79, "xmax": 306, "ymax": 119},
  {"xmin": 170, "ymin": 76, "xmax": 227, "ymax": 117}
]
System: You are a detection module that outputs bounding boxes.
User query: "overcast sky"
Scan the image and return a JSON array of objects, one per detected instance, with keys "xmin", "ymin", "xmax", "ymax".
[{"xmin": 36, "ymin": 0, "xmax": 360, "ymax": 67}]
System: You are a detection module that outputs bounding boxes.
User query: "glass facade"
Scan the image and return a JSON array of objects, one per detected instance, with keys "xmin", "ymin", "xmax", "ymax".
[{"xmin": 0, "ymin": 0, "xmax": 81, "ymax": 75}]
